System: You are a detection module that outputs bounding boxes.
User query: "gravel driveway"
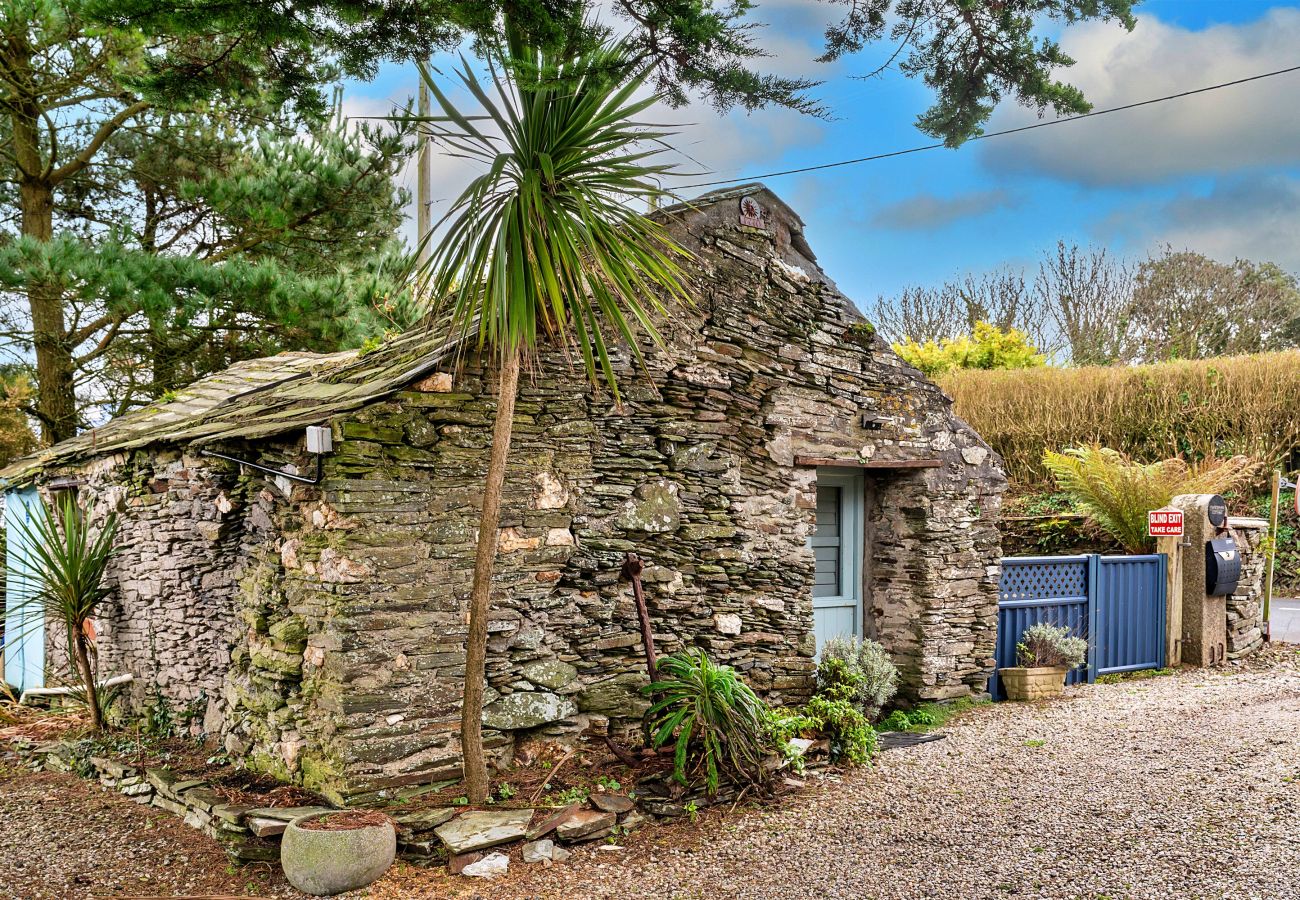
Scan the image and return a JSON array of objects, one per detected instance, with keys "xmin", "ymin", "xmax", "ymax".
[
  {"xmin": 477, "ymin": 650, "xmax": 1300, "ymax": 900},
  {"xmin": 6, "ymin": 651, "xmax": 1300, "ymax": 900}
]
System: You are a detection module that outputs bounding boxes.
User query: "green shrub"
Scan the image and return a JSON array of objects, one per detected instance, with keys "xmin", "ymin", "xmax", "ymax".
[
  {"xmin": 645, "ymin": 649, "xmax": 773, "ymax": 794},
  {"xmin": 894, "ymin": 321, "xmax": 1045, "ymax": 377},
  {"xmin": 877, "ymin": 710, "xmax": 912, "ymax": 732},
  {"xmin": 817, "ymin": 635, "xmax": 898, "ymax": 721},
  {"xmin": 800, "ymin": 696, "xmax": 876, "ymax": 764},
  {"xmin": 765, "ymin": 698, "xmax": 876, "ymax": 766},
  {"xmin": 1016, "ymin": 623, "xmax": 1087, "ymax": 669}
]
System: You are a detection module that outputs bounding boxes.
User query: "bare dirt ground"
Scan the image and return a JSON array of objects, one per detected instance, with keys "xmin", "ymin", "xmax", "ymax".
[
  {"xmin": 0, "ymin": 765, "xmax": 296, "ymax": 899},
  {"xmin": 6, "ymin": 647, "xmax": 1300, "ymax": 900}
]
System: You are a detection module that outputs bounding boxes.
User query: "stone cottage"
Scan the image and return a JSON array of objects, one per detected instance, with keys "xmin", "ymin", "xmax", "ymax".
[{"xmin": 0, "ymin": 185, "xmax": 1007, "ymax": 803}]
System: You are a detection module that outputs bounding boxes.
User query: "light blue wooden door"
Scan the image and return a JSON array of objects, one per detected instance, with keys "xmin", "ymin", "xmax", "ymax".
[
  {"xmin": 811, "ymin": 470, "xmax": 864, "ymax": 656},
  {"xmin": 4, "ymin": 486, "xmax": 44, "ymax": 691}
]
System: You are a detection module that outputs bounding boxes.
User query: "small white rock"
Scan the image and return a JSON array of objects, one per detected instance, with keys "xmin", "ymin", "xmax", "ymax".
[
  {"xmin": 460, "ymin": 852, "xmax": 510, "ymax": 878},
  {"xmin": 714, "ymin": 613, "xmax": 743, "ymax": 635}
]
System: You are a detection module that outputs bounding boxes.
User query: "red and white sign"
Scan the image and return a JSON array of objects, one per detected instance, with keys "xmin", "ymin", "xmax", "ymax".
[
  {"xmin": 739, "ymin": 196, "xmax": 767, "ymax": 229},
  {"xmin": 1148, "ymin": 508, "xmax": 1184, "ymax": 537}
]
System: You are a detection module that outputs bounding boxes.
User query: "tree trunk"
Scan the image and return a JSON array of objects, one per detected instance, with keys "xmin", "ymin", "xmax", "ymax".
[
  {"xmin": 71, "ymin": 627, "xmax": 102, "ymax": 731},
  {"xmin": 19, "ymin": 177, "xmax": 77, "ymax": 444},
  {"xmin": 461, "ymin": 347, "xmax": 522, "ymax": 803}
]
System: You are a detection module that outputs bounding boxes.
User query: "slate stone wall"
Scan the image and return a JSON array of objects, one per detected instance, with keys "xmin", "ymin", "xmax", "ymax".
[
  {"xmin": 223, "ymin": 189, "xmax": 1003, "ymax": 800},
  {"xmin": 40, "ymin": 448, "xmax": 272, "ymax": 735},
  {"xmin": 43, "ymin": 187, "xmax": 1006, "ymax": 802},
  {"xmin": 1226, "ymin": 518, "xmax": 1268, "ymax": 658}
]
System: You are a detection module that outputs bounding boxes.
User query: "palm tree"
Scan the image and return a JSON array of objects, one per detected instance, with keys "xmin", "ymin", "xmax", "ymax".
[
  {"xmin": 9, "ymin": 493, "xmax": 118, "ymax": 730},
  {"xmin": 412, "ymin": 40, "xmax": 693, "ymax": 802}
]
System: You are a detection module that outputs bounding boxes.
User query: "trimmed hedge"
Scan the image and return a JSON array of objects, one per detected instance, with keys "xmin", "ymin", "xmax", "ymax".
[{"xmin": 941, "ymin": 351, "xmax": 1300, "ymax": 484}]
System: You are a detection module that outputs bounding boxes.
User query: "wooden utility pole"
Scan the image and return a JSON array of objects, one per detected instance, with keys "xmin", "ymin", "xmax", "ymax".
[
  {"xmin": 417, "ymin": 63, "xmax": 432, "ymax": 269},
  {"xmin": 1263, "ymin": 468, "xmax": 1281, "ymax": 640}
]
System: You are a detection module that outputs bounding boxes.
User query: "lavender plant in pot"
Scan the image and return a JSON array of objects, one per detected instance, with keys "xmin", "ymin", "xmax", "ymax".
[
  {"xmin": 280, "ymin": 810, "xmax": 396, "ymax": 895},
  {"xmin": 999, "ymin": 623, "xmax": 1087, "ymax": 701}
]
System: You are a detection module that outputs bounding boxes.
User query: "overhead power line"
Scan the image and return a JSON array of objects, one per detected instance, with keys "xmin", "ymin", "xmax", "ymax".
[{"xmin": 678, "ymin": 64, "xmax": 1300, "ymax": 190}]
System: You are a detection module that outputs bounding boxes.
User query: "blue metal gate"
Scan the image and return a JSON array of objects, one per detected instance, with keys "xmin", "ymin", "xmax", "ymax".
[{"xmin": 991, "ymin": 554, "xmax": 1166, "ymax": 699}]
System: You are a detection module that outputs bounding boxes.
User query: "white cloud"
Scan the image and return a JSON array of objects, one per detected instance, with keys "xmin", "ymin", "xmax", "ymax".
[
  {"xmin": 981, "ymin": 8, "xmax": 1300, "ymax": 186},
  {"xmin": 1097, "ymin": 174, "xmax": 1300, "ymax": 270}
]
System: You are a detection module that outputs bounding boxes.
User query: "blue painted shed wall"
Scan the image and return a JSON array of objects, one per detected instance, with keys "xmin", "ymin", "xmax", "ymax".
[{"xmin": 3, "ymin": 486, "xmax": 44, "ymax": 691}]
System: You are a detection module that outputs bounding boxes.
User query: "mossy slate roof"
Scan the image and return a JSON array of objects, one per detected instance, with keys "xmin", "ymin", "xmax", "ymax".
[{"xmin": 0, "ymin": 326, "xmax": 458, "ymax": 484}]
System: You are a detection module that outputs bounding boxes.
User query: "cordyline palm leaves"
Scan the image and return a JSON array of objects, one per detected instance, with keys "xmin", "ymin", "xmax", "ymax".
[
  {"xmin": 412, "ymin": 40, "xmax": 692, "ymax": 803},
  {"xmin": 1043, "ymin": 445, "xmax": 1256, "ymax": 553},
  {"xmin": 8, "ymin": 494, "xmax": 118, "ymax": 730}
]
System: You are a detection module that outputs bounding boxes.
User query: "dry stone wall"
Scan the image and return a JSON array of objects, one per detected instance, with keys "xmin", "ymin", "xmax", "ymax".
[
  {"xmin": 42, "ymin": 449, "xmax": 266, "ymax": 734},
  {"xmin": 1227, "ymin": 517, "xmax": 1269, "ymax": 658}
]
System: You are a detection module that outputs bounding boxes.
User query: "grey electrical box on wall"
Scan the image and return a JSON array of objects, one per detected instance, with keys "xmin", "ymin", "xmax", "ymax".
[{"xmin": 306, "ymin": 426, "xmax": 333, "ymax": 455}]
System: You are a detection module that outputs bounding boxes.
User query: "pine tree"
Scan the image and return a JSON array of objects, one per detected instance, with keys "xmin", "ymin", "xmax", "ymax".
[
  {"xmin": 0, "ymin": 1, "xmax": 415, "ymax": 440},
  {"xmin": 98, "ymin": 0, "xmax": 1138, "ymax": 141}
]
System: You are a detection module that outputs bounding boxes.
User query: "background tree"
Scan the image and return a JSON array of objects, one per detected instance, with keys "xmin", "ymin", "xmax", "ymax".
[
  {"xmin": 103, "ymin": 0, "xmax": 1139, "ymax": 144},
  {"xmin": 413, "ymin": 38, "xmax": 692, "ymax": 803},
  {"xmin": 1130, "ymin": 249, "xmax": 1300, "ymax": 362},
  {"xmin": 1034, "ymin": 242, "xmax": 1137, "ymax": 366},
  {"xmin": 870, "ymin": 268, "xmax": 1050, "ymax": 352},
  {"xmin": 0, "ymin": 1, "xmax": 414, "ymax": 441}
]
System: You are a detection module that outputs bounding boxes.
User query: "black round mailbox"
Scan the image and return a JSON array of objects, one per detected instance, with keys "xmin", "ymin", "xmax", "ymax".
[{"xmin": 1206, "ymin": 494, "xmax": 1228, "ymax": 528}]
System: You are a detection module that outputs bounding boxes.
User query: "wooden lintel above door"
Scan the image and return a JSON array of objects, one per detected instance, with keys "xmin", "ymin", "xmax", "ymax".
[{"xmin": 794, "ymin": 456, "xmax": 942, "ymax": 470}]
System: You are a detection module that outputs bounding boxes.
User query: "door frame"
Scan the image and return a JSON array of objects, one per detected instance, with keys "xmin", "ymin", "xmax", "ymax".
[{"xmin": 811, "ymin": 468, "xmax": 866, "ymax": 649}]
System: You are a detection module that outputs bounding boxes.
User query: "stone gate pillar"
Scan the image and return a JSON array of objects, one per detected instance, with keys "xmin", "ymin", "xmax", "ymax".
[{"xmin": 1170, "ymin": 494, "xmax": 1229, "ymax": 667}]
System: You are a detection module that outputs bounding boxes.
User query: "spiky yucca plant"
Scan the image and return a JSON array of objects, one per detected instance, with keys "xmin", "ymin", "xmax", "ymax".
[
  {"xmin": 1043, "ymin": 445, "xmax": 1256, "ymax": 553},
  {"xmin": 7, "ymin": 493, "xmax": 118, "ymax": 730},
  {"xmin": 409, "ymin": 37, "xmax": 693, "ymax": 802}
]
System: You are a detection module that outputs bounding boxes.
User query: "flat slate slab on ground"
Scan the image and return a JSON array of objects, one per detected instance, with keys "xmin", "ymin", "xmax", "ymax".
[{"xmin": 435, "ymin": 809, "xmax": 535, "ymax": 854}]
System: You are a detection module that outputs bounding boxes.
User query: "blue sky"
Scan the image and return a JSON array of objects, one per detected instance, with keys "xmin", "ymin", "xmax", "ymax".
[{"xmin": 342, "ymin": 0, "xmax": 1300, "ymax": 310}]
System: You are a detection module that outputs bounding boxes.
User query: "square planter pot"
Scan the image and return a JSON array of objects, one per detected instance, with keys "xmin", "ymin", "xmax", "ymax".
[{"xmin": 999, "ymin": 665, "xmax": 1069, "ymax": 701}]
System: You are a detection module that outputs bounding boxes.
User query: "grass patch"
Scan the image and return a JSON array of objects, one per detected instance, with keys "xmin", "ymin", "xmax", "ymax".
[
  {"xmin": 876, "ymin": 696, "xmax": 988, "ymax": 733},
  {"xmin": 1095, "ymin": 667, "xmax": 1176, "ymax": 685}
]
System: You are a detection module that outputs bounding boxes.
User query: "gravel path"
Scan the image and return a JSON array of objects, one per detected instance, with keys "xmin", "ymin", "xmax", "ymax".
[
  {"xmin": 6, "ymin": 653, "xmax": 1300, "ymax": 899},
  {"xmin": 476, "ymin": 653, "xmax": 1300, "ymax": 900}
]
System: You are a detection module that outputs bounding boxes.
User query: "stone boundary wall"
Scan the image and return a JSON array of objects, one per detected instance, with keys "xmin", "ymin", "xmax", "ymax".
[
  {"xmin": 1227, "ymin": 517, "xmax": 1269, "ymax": 659},
  {"xmin": 40, "ymin": 450, "xmax": 262, "ymax": 732}
]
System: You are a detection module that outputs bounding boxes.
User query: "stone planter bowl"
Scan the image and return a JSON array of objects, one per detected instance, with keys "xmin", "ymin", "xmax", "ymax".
[
  {"xmin": 280, "ymin": 811, "xmax": 396, "ymax": 896},
  {"xmin": 999, "ymin": 665, "xmax": 1069, "ymax": 701}
]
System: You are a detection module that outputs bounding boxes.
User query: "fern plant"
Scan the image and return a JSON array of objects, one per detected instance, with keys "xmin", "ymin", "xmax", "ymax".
[
  {"xmin": 1043, "ymin": 445, "xmax": 1256, "ymax": 553},
  {"xmin": 645, "ymin": 649, "xmax": 773, "ymax": 794}
]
